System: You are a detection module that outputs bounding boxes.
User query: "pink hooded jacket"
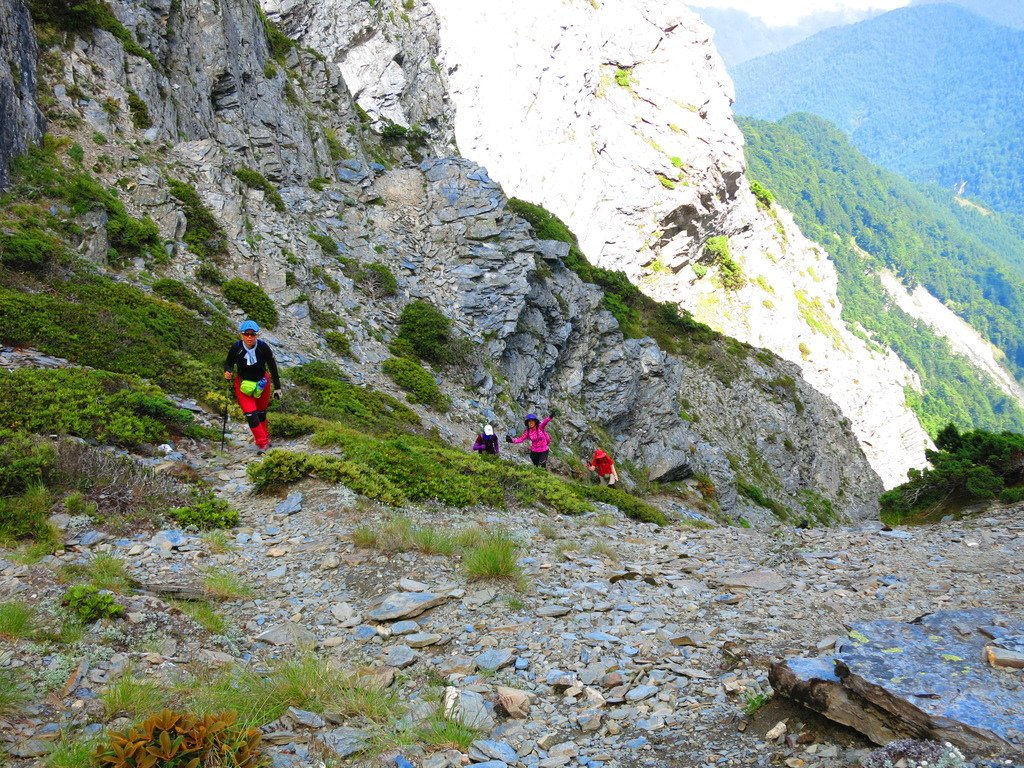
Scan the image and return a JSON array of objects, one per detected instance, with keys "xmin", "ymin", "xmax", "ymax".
[{"xmin": 511, "ymin": 416, "xmax": 552, "ymax": 452}]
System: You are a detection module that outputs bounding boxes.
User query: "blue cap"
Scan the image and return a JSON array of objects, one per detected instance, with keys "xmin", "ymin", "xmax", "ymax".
[
  {"xmin": 525, "ymin": 413, "xmax": 539, "ymax": 423},
  {"xmin": 239, "ymin": 320, "xmax": 261, "ymax": 333}
]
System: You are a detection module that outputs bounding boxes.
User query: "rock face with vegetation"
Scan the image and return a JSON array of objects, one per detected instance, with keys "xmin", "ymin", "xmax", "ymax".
[
  {"xmin": 276, "ymin": 0, "xmax": 929, "ymax": 487},
  {"xmin": 0, "ymin": 0, "xmax": 883, "ymax": 522},
  {"xmin": 0, "ymin": 0, "xmax": 44, "ymax": 189}
]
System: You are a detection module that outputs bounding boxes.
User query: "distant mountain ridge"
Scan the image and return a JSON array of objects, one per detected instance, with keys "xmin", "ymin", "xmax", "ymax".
[
  {"xmin": 732, "ymin": 4, "xmax": 1024, "ymax": 217},
  {"xmin": 695, "ymin": 0, "xmax": 1024, "ymax": 66}
]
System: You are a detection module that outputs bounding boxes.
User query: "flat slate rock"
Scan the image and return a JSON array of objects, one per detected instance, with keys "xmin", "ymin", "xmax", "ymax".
[
  {"xmin": 256, "ymin": 622, "xmax": 316, "ymax": 646},
  {"xmin": 716, "ymin": 569, "xmax": 788, "ymax": 591},
  {"xmin": 771, "ymin": 609, "xmax": 1024, "ymax": 755},
  {"xmin": 368, "ymin": 591, "xmax": 451, "ymax": 621},
  {"xmin": 274, "ymin": 492, "xmax": 303, "ymax": 515},
  {"xmin": 312, "ymin": 727, "xmax": 370, "ymax": 758}
]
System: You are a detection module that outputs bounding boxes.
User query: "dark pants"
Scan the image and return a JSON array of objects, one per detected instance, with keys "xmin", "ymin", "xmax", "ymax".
[{"xmin": 530, "ymin": 450, "xmax": 549, "ymax": 468}]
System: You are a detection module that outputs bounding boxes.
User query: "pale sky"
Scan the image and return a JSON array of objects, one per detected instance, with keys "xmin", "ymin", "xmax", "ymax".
[{"xmin": 693, "ymin": 0, "xmax": 911, "ymax": 26}]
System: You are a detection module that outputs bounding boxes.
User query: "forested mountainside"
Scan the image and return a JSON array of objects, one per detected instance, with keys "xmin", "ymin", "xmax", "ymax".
[
  {"xmin": 740, "ymin": 113, "xmax": 1024, "ymax": 436},
  {"xmin": 732, "ymin": 4, "xmax": 1024, "ymax": 217}
]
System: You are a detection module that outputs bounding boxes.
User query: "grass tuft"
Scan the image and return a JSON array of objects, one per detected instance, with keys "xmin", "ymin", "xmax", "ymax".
[
  {"xmin": 183, "ymin": 653, "xmax": 401, "ymax": 729},
  {"xmin": 203, "ymin": 567, "xmax": 254, "ymax": 600},
  {"xmin": 101, "ymin": 671, "xmax": 170, "ymax": 718},
  {"xmin": 462, "ymin": 530, "xmax": 522, "ymax": 584},
  {"xmin": 0, "ymin": 601, "xmax": 38, "ymax": 639}
]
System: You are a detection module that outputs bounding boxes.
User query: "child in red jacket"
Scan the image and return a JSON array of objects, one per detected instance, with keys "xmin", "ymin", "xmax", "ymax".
[{"xmin": 588, "ymin": 449, "xmax": 618, "ymax": 486}]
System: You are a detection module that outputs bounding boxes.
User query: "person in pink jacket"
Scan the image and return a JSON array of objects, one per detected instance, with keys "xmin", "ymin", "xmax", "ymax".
[{"xmin": 506, "ymin": 412, "xmax": 553, "ymax": 468}]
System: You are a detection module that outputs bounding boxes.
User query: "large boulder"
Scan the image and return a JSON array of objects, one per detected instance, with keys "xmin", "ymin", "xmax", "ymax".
[{"xmin": 771, "ymin": 609, "xmax": 1024, "ymax": 756}]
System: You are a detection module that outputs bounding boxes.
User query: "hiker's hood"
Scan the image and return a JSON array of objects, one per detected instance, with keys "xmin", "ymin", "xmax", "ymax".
[
  {"xmin": 483, "ymin": 425, "xmax": 494, "ymax": 436},
  {"xmin": 593, "ymin": 449, "xmax": 609, "ymax": 460}
]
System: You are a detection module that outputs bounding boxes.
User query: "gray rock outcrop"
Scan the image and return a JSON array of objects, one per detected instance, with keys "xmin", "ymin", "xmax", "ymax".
[
  {"xmin": 0, "ymin": 0, "xmax": 44, "ymax": 189},
  {"xmin": 771, "ymin": 609, "xmax": 1024, "ymax": 755},
  {"xmin": 11, "ymin": 0, "xmax": 883, "ymax": 522}
]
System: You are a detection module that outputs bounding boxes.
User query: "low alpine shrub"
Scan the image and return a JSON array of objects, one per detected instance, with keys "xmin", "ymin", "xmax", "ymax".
[
  {"xmin": 233, "ymin": 167, "xmax": 285, "ymax": 212},
  {"xmin": 354, "ymin": 262, "xmax": 397, "ymax": 298},
  {"xmin": 0, "ymin": 485, "xmax": 58, "ymax": 548},
  {"xmin": 575, "ymin": 483, "xmax": 667, "ymax": 525},
  {"xmin": 325, "ymin": 330, "xmax": 352, "ymax": 357},
  {"xmin": 382, "ymin": 357, "xmax": 448, "ymax": 410},
  {"xmin": 394, "ymin": 299, "xmax": 470, "ymax": 366},
  {"xmin": 0, "ymin": 430, "xmax": 56, "ymax": 496},
  {"xmin": 0, "ymin": 369, "xmax": 196, "ymax": 446},
  {"xmin": 222, "ymin": 278, "xmax": 279, "ymax": 329},
  {"xmin": 169, "ymin": 494, "xmax": 239, "ymax": 530},
  {"xmin": 63, "ymin": 584, "xmax": 124, "ymax": 623}
]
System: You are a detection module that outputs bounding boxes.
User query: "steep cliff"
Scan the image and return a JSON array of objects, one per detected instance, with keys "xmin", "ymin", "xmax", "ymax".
[
  {"xmin": 273, "ymin": 0, "xmax": 928, "ymax": 486},
  {"xmin": 0, "ymin": 0, "xmax": 45, "ymax": 189},
  {"xmin": 1, "ymin": 0, "xmax": 882, "ymax": 522}
]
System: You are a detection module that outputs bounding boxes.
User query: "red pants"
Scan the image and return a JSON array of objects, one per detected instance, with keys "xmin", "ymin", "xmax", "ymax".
[{"xmin": 234, "ymin": 377, "xmax": 272, "ymax": 449}]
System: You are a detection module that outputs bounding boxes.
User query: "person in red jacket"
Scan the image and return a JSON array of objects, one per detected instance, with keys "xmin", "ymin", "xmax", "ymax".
[{"xmin": 588, "ymin": 449, "xmax": 618, "ymax": 486}]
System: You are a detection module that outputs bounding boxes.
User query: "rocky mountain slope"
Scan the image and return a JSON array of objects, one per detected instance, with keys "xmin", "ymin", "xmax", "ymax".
[
  {"xmin": 276, "ymin": 0, "xmax": 930, "ymax": 486},
  {"xmin": 0, "ymin": 0, "xmax": 884, "ymax": 521}
]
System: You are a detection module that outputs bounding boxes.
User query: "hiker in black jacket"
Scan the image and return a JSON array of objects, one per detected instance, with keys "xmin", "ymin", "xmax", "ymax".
[{"xmin": 223, "ymin": 320, "xmax": 281, "ymax": 452}]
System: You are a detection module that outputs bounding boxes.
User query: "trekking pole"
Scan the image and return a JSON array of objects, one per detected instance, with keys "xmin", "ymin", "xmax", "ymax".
[{"xmin": 221, "ymin": 378, "xmax": 231, "ymax": 452}]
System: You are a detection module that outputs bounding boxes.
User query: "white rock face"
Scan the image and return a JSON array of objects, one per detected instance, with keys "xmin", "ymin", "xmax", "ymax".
[
  {"xmin": 652, "ymin": 202, "xmax": 932, "ymax": 488},
  {"xmin": 426, "ymin": 0, "xmax": 928, "ymax": 486},
  {"xmin": 880, "ymin": 271, "xmax": 1024, "ymax": 407}
]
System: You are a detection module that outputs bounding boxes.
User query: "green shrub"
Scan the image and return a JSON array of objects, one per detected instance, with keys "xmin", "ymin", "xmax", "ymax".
[
  {"xmin": 126, "ymin": 89, "xmax": 151, "ymax": 129},
  {"xmin": 382, "ymin": 357, "xmax": 448, "ymax": 410},
  {"xmin": 62, "ymin": 584, "xmax": 124, "ymax": 623},
  {"xmin": 282, "ymin": 362, "xmax": 419, "ymax": 433},
  {"xmin": 221, "ymin": 278, "xmax": 279, "ymax": 329},
  {"xmin": 0, "ymin": 430, "xmax": 56, "ymax": 496},
  {"xmin": 169, "ymin": 494, "xmax": 239, "ymax": 530},
  {"xmin": 233, "ymin": 167, "xmax": 285, "ymax": 212},
  {"xmin": 27, "ymin": 0, "xmax": 159, "ymax": 66},
  {"xmin": 576, "ymin": 483, "xmax": 667, "ymax": 525},
  {"xmin": 394, "ymin": 300, "xmax": 471, "ymax": 366},
  {"xmin": 355, "ymin": 261, "xmax": 398, "ymax": 298},
  {"xmin": 881, "ymin": 423, "xmax": 1024, "ymax": 521},
  {"xmin": 248, "ymin": 450, "xmax": 407, "ymax": 505},
  {"xmin": 0, "ymin": 276, "xmax": 230, "ymax": 397},
  {"xmin": 258, "ymin": 6, "xmax": 297, "ymax": 63},
  {"xmin": 0, "ymin": 487, "xmax": 57, "ymax": 548},
  {"xmin": 325, "ymin": 330, "xmax": 351, "ymax": 357},
  {"xmin": 323, "ymin": 128, "xmax": 349, "ymax": 162},
  {"xmin": 311, "ymin": 265, "xmax": 340, "ymax": 292},
  {"xmin": 309, "ymin": 232, "xmax": 340, "ymax": 257},
  {"xmin": 1000, "ymin": 485, "xmax": 1024, "ymax": 503},
  {"xmin": 167, "ymin": 178, "xmax": 227, "ymax": 261},
  {"xmin": 196, "ymin": 262, "xmax": 224, "ymax": 285},
  {"xmin": 750, "ymin": 180, "xmax": 774, "ymax": 209},
  {"xmin": 0, "ymin": 226, "xmax": 65, "ymax": 270},
  {"xmin": 266, "ymin": 413, "xmax": 328, "ymax": 438},
  {"xmin": 705, "ymin": 236, "xmax": 745, "ymax": 291},
  {"xmin": 151, "ymin": 278, "xmax": 207, "ymax": 314},
  {"xmin": 0, "ymin": 369, "xmax": 195, "ymax": 446},
  {"xmin": 106, "ymin": 209, "xmax": 161, "ymax": 258},
  {"xmin": 736, "ymin": 479, "xmax": 789, "ymax": 519}
]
